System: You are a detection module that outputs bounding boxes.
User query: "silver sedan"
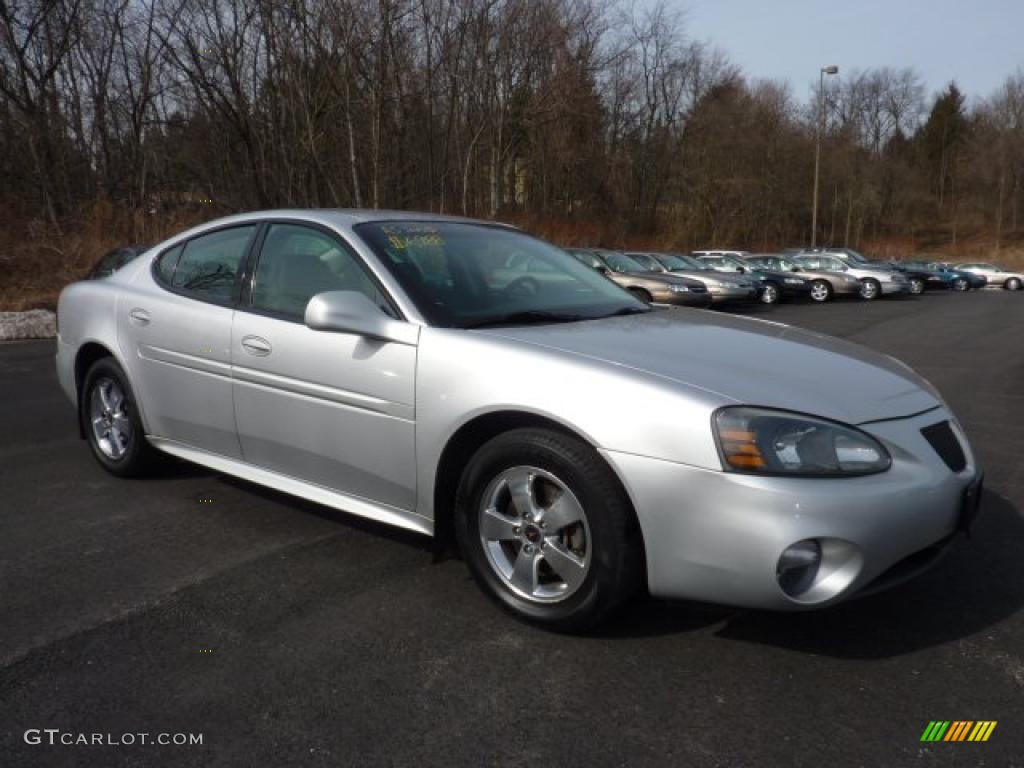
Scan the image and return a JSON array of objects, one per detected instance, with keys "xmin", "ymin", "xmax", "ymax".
[
  {"xmin": 955, "ymin": 262, "xmax": 1024, "ymax": 291},
  {"xmin": 56, "ymin": 210, "xmax": 982, "ymax": 631}
]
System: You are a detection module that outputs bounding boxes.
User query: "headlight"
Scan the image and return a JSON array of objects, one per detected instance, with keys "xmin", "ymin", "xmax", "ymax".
[
  {"xmin": 784, "ymin": 278, "xmax": 804, "ymax": 285},
  {"xmin": 713, "ymin": 407, "xmax": 891, "ymax": 476},
  {"xmin": 668, "ymin": 284, "xmax": 690, "ymax": 293}
]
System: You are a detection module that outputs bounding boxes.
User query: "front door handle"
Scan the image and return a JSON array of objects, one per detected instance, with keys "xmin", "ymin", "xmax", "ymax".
[
  {"xmin": 241, "ymin": 335, "xmax": 272, "ymax": 356},
  {"xmin": 128, "ymin": 308, "xmax": 151, "ymax": 326}
]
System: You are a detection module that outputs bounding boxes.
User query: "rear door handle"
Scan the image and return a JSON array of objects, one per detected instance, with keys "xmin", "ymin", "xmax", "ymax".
[
  {"xmin": 128, "ymin": 308, "xmax": 151, "ymax": 326},
  {"xmin": 241, "ymin": 335, "xmax": 272, "ymax": 356}
]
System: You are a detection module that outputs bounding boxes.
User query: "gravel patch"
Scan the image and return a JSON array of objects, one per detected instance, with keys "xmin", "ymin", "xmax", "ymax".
[{"xmin": 0, "ymin": 309, "xmax": 57, "ymax": 340}]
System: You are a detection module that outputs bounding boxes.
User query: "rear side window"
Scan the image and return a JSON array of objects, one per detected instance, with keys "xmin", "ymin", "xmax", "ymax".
[
  {"xmin": 155, "ymin": 245, "xmax": 183, "ymax": 284},
  {"xmin": 170, "ymin": 226, "xmax": 257, "ymax": 303}
]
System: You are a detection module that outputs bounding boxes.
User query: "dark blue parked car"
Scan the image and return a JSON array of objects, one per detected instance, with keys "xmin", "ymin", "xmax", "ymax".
[{"xmin": 890, "ymin": 260, "xmax": 986, "ymax": 291}]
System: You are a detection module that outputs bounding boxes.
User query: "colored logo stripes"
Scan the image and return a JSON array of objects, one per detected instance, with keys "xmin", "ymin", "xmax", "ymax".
[{"xmin": 921, "ymin": 721, "xmax": 997, "ymax": 742}]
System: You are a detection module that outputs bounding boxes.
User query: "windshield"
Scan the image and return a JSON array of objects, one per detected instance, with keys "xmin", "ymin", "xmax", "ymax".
[
  {"xmin": 843, "ymin": 249, "xmax": 869, "ymax": 264},
  {"xmin": 666, "ymin": 253, "xmax": 710, "ymax": 270},
  {"xmin": 627, "ymin": 253, "xmax": 663, "ymax": 271},
  {"xmin": 604, "ymin": 252, "xmax": 654, "ymax": 273},
  {"xmin": 651, "ymin": 254, "xmax": 691, "ymax": 271},
  {"xmin": 355, "ymin": 222, "xmax": 648, "ymax": 328},
  {"xmin": 716, "ymin": 255, "xmax": 748, "ymax": 270}
]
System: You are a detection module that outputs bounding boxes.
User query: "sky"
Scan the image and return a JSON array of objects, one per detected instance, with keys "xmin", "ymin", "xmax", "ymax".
[{"xmin": 681, "ymin": 0, "xmax": 1024, "ymax": 103}]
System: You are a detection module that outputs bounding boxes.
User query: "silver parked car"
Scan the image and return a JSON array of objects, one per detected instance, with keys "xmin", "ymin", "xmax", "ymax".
[
  {"xmin": 563, "ymin": 248, "xmax": 712, "ymax": 307},
  {"xmin": 794, "ymin": 253, "xmax": 909, "ymax": 300},
  {"xmin": 954, "ymin": 262, "xmax": 1024, "ymax": 291},
  {"xmin": 56, "ymin": 210, "xmax": 982, "ymax": 630},
  {"xmin": 623, "ymin": 251, "xmax": 759, "ymax": 304}
]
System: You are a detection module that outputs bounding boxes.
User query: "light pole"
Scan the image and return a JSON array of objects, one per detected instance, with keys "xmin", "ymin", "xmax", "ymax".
[{"xmin": 811, "ymin": 65, "xmax": 838, "ymax": 247}]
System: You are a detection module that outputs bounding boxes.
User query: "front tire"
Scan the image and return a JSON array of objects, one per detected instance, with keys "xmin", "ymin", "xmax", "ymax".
[
  {"xmin": 809, "ymin": 279, "xmax": 832, "ymax": 303},
  {"xmin": 1006, "ymin": 277, "xmax": 1022, "ymax": 291},
  {"xmin": 952, "ymin": 277, "xmax": 969, "ymax": 291},
  {"xmin": 454, "ymin": 428, "xmax": 644, "ymax": 632},
  {"xmin": 860, "ymin": 278, "xmax": 881, "ymax": 300},
  {"xmin": 909, "ymin": 277, "xmax": 925, "ymax": 295},
  {"xmin": 759, "ymin": 283, "xmax": 780, "ymax": 305},
  {"xmin": 80, "ymin": 357, "xmax": 158, "ymax": 476}
]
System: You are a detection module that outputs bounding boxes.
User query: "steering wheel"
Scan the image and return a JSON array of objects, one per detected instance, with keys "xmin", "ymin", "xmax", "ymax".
[{"xmin": 502, "ymin": 276, "xmax": 541, "ymax": 299}]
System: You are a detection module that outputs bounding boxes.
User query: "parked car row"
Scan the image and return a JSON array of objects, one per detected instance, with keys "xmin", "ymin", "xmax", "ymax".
[{"xmin": 559, "ymin": 245, "xmax": 1024, "ymax": 309}]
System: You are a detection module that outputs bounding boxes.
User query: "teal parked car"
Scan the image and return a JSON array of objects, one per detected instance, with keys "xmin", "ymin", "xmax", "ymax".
[{"xmin": 891, "ymin": 261, "xmax": 986, "ymax": 291}]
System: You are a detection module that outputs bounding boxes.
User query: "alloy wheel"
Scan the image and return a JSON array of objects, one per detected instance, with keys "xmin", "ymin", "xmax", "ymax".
[
  {"xmin": 953, "ymin": 278, "xmax": 968, "ymax": 291},
  {"xmin": 810, "ymin": 281, "xmax": 830, "ymax": 302},
  {"xmin": 760, "ymin": 284, "xmax": 779, "ymax": 304},
  {"xmin": 1008, "ymin": 278, "xmax": 1022, "ymax": 291},
  {"xmin": 910, "ymin": 278, "xmax": 924, "ymax": 295},
  {"xmin": 478, "ymin": 466, "xmax": 591, "ymax": 604},
  {"xmin": 89, "ymin": 376, "xmax": 133, "ymax": 459},
  {"xmin": 861, "ymin": 280, "xmax": 879, "ymax": 300}
]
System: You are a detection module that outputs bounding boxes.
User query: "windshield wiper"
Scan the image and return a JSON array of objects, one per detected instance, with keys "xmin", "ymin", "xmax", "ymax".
[
  {"xmin": 602, "ymin": 306, "xmax": 651, "ymax": 317},
  {"xmin": 463, "ymin": 310, "xmax": 589, "ymax": 329}
]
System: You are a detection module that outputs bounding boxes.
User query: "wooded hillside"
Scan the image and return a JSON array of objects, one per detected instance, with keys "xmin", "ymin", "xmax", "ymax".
[{"xmin": 2, "ymin": 0, "xmax": 1023, "ymax": 309}]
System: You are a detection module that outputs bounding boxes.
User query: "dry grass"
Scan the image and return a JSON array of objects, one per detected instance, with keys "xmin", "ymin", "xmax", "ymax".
[
  {"xmin": 2, "ymin": 205, "xmax": 1023, "ymax": 311},
  {"xmin": 0, "ymin": 202, "xmax": 207, "ymax": 312}
]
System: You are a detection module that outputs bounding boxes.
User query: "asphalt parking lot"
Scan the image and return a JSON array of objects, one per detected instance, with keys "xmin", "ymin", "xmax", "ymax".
[{"xmin": 1, "ymin": 290, "xmax": 1023, "ymax": 767}]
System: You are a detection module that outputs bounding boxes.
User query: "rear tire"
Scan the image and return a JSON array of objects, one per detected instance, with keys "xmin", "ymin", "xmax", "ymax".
[
  {"xmin": 909, "ymin": 278, "xmax": 925, "ymax": 295},
  {"xmin": 952, "ymin": 277, "xmax": 969, "ymax": 292},
  {"xmin": 80, "ymin": 357, "xmax": 158, "ymax": 477},
  {"xmin": 454, "ymin": 428, "xmax": 644, "ymax": 632},
  {"xmin": 1006, "ymin": 277, "xmax": 1022, "ymax": 291}
]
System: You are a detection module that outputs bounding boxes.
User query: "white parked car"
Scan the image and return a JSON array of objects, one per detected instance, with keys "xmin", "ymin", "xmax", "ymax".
[{"xmin": 954, "ymin": 262, "xmax": 1023, "ymax": 291}]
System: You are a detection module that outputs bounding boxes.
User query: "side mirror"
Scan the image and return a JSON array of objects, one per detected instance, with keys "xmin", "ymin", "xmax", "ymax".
[
  {"xmin": 791, "ymin": 266, "xmax": 801, "ymax": 273},
  {"xmin": 737, "ymin": 266, "xmax": 746, "ymax": 273},
  {"xmin": 596, "ymin": 265, "xmax": 610, "ymax": 275},
  {"xmin": 304, "ymin": 291, "xmax": 419, "ymax": 346}
]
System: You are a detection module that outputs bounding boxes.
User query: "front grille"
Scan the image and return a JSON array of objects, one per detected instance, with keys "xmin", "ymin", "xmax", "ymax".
[
  {"xmin": 857, "ymin": 534, "xmax": 955, "ymax": 597},
  {"xmin": 921, "ymin": 421, "xmax": 966, "ymax": 472}
]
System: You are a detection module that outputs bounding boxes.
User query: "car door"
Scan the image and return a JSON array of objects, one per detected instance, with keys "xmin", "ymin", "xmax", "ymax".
[
  {"xmin": 230, "ymin": 221, "xmax": 418, "ymax": 511},
  {"xmin": 119, "ymin": 224, "xmax": 258, "ymax": 457}
]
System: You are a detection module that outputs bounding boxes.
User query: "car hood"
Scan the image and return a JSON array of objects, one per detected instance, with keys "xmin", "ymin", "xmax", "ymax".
[{"xmin": 479, "ymin": 309, "xmax": 940, "ymax": 424}]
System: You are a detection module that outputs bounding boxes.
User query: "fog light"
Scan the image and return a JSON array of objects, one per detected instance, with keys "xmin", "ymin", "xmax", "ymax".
[{"xmin": 777, "ymin": 540, "xmax": 822, "ymax": 597}]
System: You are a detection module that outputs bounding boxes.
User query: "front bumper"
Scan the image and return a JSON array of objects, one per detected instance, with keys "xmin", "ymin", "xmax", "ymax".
[
  {"xmin": 881, "ymin": 280, "xmax": 911, "ymax": 295},
  {"xmin": 708, "ymin": 285, "xmax": 758, "ymax": 303},
  {"xmin": 832, "ymin": 280, "xmax": 863, "ymax": 295},
  {"xmin": 603, "ymin": 407, "xmax": 978, "ymax": 610},
  {"xmin": 777, "ymin": 281, "xmax": 813, "ymax": 298},
  {"xmin": 55, "ymin": 336, "xmax": 77, "ymax": 406},
  {"xmin": 653, "ymin": 288, "xmax": 714, "ymax": 308}
]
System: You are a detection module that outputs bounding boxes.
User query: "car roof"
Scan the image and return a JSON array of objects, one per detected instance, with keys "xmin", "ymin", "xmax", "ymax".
[{"xmin": 180, "ymin": 208, "xmax": 516, "ymax": 232}]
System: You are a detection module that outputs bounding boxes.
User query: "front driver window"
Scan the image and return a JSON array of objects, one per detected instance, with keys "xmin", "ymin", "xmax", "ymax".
[
  {"xmin": 171, "ymin": 226, "xmax": 257, "ymax": 303},
  {"xmin": 250, "ymin": 223, "xmax": 388, "ymax": 321}
]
